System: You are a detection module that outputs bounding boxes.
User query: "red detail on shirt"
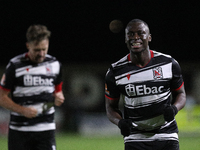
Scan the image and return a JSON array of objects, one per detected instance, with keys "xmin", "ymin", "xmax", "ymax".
[
  {"xmin": 54, "ymin": 82, "xmax": 63, "ymax": 93},
  {"xmin": 128, "ymin": 54, "xmax": 131, "ymax": 61},
  {"xmin": 150, "ymin": 50, "xmax": 154, "ymax": 58},
  {"xmin": 0, "ymin": 86, "xmax": 11, "ymax": 92},
  {"xmin": 154, "ymin": 70, "xmax": 160, "ymax": 76},
  {"xmin": 46, "ymin": 67, "xmax": 50, "ymax": 72},
  {"xmin": 25, "ymin": 53, "xmax": 29, "ymax": 58},
  {"xmin": 105, "ymin": 94, "xmax": 119, "ymax": 100},
  {"xmin": 126, "ymin": 74, "xmax": 131, "ymax": 80},
  {"xmin": 127, "ymin": 50, "xmax": 154, "ymax": 67},
  {"xmin": 172, "ymin": 82, "xmax": 184, "ymax": 91}
]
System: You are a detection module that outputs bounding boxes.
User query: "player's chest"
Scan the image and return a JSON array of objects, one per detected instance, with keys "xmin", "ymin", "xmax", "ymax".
[
  {"xmin": 114, "ymin": 63, "xmax": 172, "ymax": 97},
  {"xmin": 15, "ymin": 62, "xmax": 59, "ymax": 86}
]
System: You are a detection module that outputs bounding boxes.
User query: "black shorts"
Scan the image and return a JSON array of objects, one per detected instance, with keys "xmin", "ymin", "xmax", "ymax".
[
  {"xmin": 8, "ymin": 129, "xmax": 56, "ymax": 150},
  {"xmin": 125, "ymin": 140, "xmax": 179, "ymax": 150}
]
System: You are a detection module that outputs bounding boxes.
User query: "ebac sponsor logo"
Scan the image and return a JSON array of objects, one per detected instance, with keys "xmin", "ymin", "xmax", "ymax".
[
  {"xmin": 24, "ymin": 75, "xmax": 53, "ymax": 86},
  {"xmin": 125, "ymin": 84, "xmax": 164, "ymax": 96}
]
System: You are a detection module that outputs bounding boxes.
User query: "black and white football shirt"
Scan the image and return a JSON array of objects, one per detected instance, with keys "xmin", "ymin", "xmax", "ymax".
[{"xmin": 105, "ymin": 50, "xmax": 184, "ymax": 142}]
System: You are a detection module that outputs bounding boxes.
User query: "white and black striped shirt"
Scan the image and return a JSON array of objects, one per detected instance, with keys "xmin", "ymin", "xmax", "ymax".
[
  {"xmin": 0, "ymin": 53, "xmax": 62, "ymax": 132},
  {"xmin": 105, "ymin": 50, "xmax": 184, "ymax": 142}
]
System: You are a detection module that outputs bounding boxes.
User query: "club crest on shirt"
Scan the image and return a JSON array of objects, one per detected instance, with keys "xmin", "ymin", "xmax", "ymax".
[
  {"xmin": 46, "ymin": 65, "xmax": 53, "ymax": 75},
  {"xmin": 125, "ymin": 84, "xmax": 136, "ymax": 96},
  {"xmin": 152, "ymin": 67, "xmax": 163, "ymax": 80}
]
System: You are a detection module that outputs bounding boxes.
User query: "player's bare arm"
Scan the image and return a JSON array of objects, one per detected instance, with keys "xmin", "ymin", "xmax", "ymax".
[
  {"xmin": 0, "ymin": 88, "xmax": 37, "ymax": 118},
  {"xmin": 105, "ymin": 97, "xmax": 122, "ymax": 126},
  {"xmin": 54, "ymin": 91, "xmax": 65, "ymax": 106},
  {"xmin": 172, "ymin": 85, "xmax": 186, "ymax": 111},
  {"xmin": 163, "ymin": 85, "xmax": 186, "ymax": 122}
]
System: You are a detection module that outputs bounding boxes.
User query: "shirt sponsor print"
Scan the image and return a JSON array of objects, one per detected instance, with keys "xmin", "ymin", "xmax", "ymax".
[
  {"xmin": 24, "ymin": 75, "xmax": 54, "ymax": 86},
  {"xmin": 125, "ymin": 84, "xmax": 164, "ymax": 97}
]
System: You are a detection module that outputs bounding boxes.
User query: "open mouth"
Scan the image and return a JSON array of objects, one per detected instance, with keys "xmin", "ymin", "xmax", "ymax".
[
  {"xmin": 131, "ymin": 42, "xmax": 142, "ymax": 48},
  {"xmin": 131, "ymin": 43, "xmax": 141, "ymax": 46}
]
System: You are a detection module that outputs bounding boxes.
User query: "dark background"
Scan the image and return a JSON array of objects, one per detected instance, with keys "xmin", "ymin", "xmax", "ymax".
[
  {"xmin": 0, "ymin": 0, "xmax": 199, "ymax": 64},
  {"xmin": 0, "ymin": 0, "xmax": 200, "ymax": 133}
]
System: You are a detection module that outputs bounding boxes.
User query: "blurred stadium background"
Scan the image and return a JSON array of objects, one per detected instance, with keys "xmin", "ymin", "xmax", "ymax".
[
  {"xmin": 1, "ymin": 62, "xmax": 200, "ymax": 149},
  {"xmin": 1, "ymin": 0, "xmax": 200, "ymax": 149}
]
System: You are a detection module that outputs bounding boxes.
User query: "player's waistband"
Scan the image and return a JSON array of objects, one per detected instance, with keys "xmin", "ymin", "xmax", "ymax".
[
  {"xmin": 9, "ymin": 122, "xmax": 56, "ymax": 132},
  {"xmin": 124, "ymin": 133, "xmax": 178, "ymax": 143}
]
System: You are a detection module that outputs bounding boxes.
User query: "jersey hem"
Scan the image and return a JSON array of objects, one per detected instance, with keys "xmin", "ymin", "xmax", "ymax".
[
  {"xmin": 105, "ymin": 94, "xmax": 119, "ymax": 100},
  {"xmin": 0, "ymin": 86, "xmax": 11, "ymax": 91},
  {"xmin": 172, "ymin": 82, "xmax": 184, "ymax": 91}
]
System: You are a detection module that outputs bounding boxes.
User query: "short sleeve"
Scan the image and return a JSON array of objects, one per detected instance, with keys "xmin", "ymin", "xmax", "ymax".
[
  {"xmin": 54, "ymin": 62, "xmax": 63, "ymax": 85},
  {"xmin": 105, "ymin": 67, "xmax": 120, "ymax": 100},
  {"xmin": 170, "ymin": 58, "xmax": 184, "ymax": 91},
  {"xmin": 0, "ymin": 62, "xmax": 16, "ymax": 91}
]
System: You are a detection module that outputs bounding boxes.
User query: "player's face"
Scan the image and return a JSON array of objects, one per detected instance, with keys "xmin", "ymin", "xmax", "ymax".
[
  {"xmin": 26, "ymin": 39, "xmax": 49, "ymax": 63},
  {"xmin": 125, "ymin": 22, "xmax": 151, "ymax": 53}
]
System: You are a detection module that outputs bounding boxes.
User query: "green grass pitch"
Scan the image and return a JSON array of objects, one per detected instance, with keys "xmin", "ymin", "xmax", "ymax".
[{"xmin": 0, "ymin": 133, "xmax": 200, "ymax": 150}]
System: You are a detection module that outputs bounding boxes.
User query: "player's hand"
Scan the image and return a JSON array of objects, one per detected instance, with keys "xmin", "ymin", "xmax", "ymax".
[
  {"xmin": 118, "ymin": 119, "xmax": 132, "ymax": 136},
  {"xmin": 22, "ymin": 107, "xmax": 38, "ymax": 118},
  {"xmin": 54, "ymin": 91, "xmax": 65, "ymax": 106},
  {"xmin": 163, "ymin": 104, "xmax": 178, "ymax": 122}
]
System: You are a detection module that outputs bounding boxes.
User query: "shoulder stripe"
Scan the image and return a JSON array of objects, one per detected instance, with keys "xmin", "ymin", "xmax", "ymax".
[
  {"xmin": 111, "ymin": 54, "xmax": 129, "ymax": 68},
  {"xmin": 153, "ymin": 50, "xmax": 172, "ymax": 58},
  {"xmin": 15, "ymin": 61, "xmax": 60, "ymax": 77}
]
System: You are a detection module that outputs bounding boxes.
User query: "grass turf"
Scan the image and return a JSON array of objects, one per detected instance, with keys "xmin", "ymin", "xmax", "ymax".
[{"xmin": 0, "ymin": 133, "xmax": 200, "ymax": 150}]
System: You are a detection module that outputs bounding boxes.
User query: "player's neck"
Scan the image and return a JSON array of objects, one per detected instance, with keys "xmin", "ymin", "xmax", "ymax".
[{"xmin": 130, "ymin": 49, "xmax": 151, "ymax": 67}]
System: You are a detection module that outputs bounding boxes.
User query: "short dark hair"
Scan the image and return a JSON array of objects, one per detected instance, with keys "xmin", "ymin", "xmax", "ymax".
[
  {"xmin": 26, "ymin": 24, "xmax": 51, "ymax": 43},
  {"xmin": 126, "ymin": 19, "xmax": 150, "ymax": 33}
]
